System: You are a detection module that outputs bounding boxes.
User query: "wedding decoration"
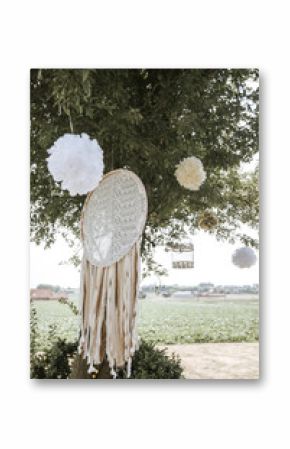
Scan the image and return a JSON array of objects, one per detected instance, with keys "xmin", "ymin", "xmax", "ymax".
[
  {"xmin": 47, "ymin": 133, "xmax": 104, "ymax": 196},
  {"xmin": 232, "ymin": 246, "xmax": 257, "ymax": 269},
  {"xmin": 79, "ymin": 169, "xmax": 148, "ymax": 377},
  {"xmin": 175, "ymin": 156, "xmax": 206, "ymax": 191},
  {"xmin": 198, "ymin": 210, "xmax": 218, "ymax": 230},
  {"xmin": 168, "ymin": 240, "xmax": 194, "ymax": 269}
]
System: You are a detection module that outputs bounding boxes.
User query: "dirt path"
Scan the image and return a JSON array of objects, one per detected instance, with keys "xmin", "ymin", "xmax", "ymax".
[{"xmin": 162, "ymin": 342, "xmax": 259, "ymax": 380}]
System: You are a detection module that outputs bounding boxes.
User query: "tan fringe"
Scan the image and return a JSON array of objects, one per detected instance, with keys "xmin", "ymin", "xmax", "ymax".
[{"xmin": 78, "ymin": 240, "xmax": 141, "ymax": 375}]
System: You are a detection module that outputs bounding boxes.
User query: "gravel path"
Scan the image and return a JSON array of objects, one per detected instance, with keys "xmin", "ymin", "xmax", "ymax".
[{"xmin": 162, "ymin": 342, "xmax": 259, "ymax": 379}]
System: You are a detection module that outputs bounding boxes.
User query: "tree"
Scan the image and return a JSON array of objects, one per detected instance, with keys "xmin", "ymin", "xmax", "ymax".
[
  {"xmin": 36, "ymin": 284, "xmax": 61, "ymax": 292},
  {"xmin": 30, "ymin": 69, "xmax": 259, "ymax": 271}
]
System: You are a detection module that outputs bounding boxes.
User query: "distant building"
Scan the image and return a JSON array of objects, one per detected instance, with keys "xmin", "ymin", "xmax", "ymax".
[
  {"xmin": 30, "ymin": 288, "xmax": 68, "ymax": 301},
  {"xmin": 172, "ymin": 290, "xmax": 193, "ymax": 298},
  {"xmin": 197, "ymin": 282, "xmax": 214, "ymax": 293}
]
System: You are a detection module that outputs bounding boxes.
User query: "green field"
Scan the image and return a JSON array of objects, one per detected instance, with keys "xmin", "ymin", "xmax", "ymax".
[
  {"xmin": 32, "ymin": 296, "xmax": 259, "ymax": 350},
  {"xmin": 138, "ymin": 297, "xmax": 259, "ymax": 344}
]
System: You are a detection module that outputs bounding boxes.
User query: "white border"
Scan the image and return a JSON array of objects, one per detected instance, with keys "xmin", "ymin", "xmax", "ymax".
[{"xmin": 1, "ymin": 1, "xmax": 290, "ymax": 448}]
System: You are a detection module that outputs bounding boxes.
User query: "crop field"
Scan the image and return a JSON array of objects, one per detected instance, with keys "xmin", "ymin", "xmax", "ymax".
[
  {"xmin": 32, "ymin": 296, "xmax": 259, "ymax": 351},
  {"xmin": 138, "ymin": 297, "xmax": 259, "ymax": 344}
]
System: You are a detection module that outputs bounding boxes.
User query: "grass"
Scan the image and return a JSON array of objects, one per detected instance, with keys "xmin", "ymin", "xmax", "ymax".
[
  {"xmin": 138, "ymin": 297, "xmax": 259, "ymax": 344},
  {"xmin": 32, "ymin": 296, "xmax": 259, "ymax": 351}
]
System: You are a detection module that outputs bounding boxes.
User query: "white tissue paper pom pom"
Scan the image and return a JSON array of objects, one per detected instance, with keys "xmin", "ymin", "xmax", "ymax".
[
  {"xmin": 232, "ymin": 247, "xmax": 257, "ymax": 269},
  {"xmin": 175, "ymin": 156, "xmax": 206, "ymax": 191},
  {"xmin": 47, "ymin": 133, "xmax": 104, "ymax": 196}
]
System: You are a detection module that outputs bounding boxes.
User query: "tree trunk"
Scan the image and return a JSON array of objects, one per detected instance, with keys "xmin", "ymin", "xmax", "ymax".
[{"xmin": 70, "ymin": 355, "xmax": 112, "ymax": 379}]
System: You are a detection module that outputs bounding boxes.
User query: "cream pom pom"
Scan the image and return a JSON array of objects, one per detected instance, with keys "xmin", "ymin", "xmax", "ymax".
[
  {"xmin": 175, "ymin": 156, "xmax": 206, "ymax": 191},
  {"xmin": 47, "ymin": 133, "xmax": 104, "ymax": 196},
  {"xmin": 197, "ymin": 210, "xmax": 218, "ymax": 230},
  {"xmin": 232, "ymin": 247, "xmax": 257, "ymax": 269}
]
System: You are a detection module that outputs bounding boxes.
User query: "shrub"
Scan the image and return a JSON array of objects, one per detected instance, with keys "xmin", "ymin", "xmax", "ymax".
[
  {"xmin": 31, "ymin": 338, "xmax": 78, "ymax": 379},
  {"xmin": 30, "ymin": 305, "xmax": 77, "ymax": 379},
  {"xmin": 118, "ymin": 341, "xmax": 183, "ymax": 379},
  {"xmin": 30, "ymin": 301, "xmax": 183, "ymax": 379},
  {"xmin": 31, "ymin": 338, "xmax": 183, "ymax": 379}
]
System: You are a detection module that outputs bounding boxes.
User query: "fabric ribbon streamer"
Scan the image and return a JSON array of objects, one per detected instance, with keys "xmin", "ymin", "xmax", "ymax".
[{"xmin": 79, "ymin": 241, "xmax": 141, "ymax": 377}]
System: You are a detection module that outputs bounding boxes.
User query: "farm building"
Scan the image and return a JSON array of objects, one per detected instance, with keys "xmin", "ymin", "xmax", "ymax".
[
  {"xmin": 172, "ymin": 290, "xmax": 193, "ymax": 298},
  {"xmin": 30, "ymin": 288, "xmax": 68, "ymax": 301}
]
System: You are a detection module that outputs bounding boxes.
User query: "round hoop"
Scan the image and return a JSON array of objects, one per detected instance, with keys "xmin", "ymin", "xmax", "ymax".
[{"xmin": 81, "ymin": 169, "xmax": 147, "ymax": 267}]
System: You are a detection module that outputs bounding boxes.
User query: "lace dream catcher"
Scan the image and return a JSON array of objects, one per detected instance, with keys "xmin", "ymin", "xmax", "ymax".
[{"xmin": 79, "ymin": 169, "xmax": 147, "ymax": 377}]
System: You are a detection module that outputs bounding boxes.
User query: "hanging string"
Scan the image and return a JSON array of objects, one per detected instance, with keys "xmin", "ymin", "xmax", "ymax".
[
  {"xmin": 68, "ymin": 109, "xmax": 74, "ymax": 133},
  {"xmin": 111, "ymin": 146, "xmax": 114, "ymax": 170}
]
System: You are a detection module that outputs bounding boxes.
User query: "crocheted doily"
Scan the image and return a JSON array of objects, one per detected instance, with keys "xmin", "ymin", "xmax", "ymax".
[{"xmin": 82, "ymin": 169, "xmax": 147, "ymax": 267}]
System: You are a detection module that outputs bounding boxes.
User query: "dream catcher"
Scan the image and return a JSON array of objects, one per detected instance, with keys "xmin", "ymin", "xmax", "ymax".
[{"xmin": 79, "ymin": 169, "xmax": 147, "ymax": 376}]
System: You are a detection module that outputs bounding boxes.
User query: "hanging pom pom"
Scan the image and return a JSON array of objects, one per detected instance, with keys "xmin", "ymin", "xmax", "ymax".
[
  {"xmin": 175, "ymin": 156, "xmax": 206, "ymax": 191},
  {"xmin": 47, "ymin": 133, "xmax": 104, "ymax": 196},
  {"xmin": 197, "ymin": 210, "xmax": 218, "ymax": 230},
  {"xmin": 232, "ymin": 247, "xmax": 257, "ymax": 269}
]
